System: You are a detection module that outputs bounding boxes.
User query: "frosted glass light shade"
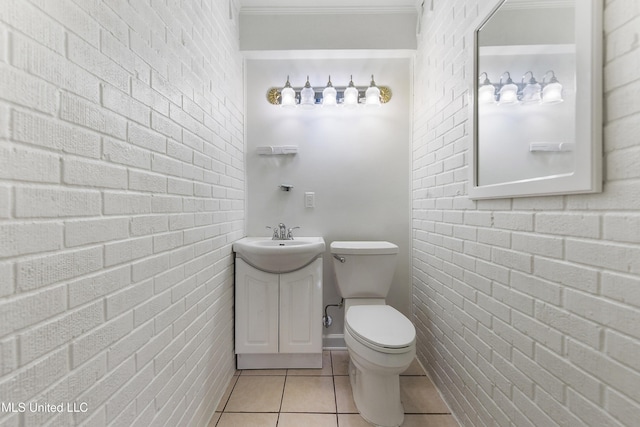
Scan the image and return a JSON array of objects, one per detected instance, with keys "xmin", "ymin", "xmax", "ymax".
[
  {"xmin": 300, "ymin": 76, "xmax": 315, "ymax": 109},
  {"xmin": 542, "ymin": 81, "xmax": 563, "ymax": 104},
  {"xmin": 280, "ymin": 76, "xmax": 296, "ymax": 108},
  {"xmin": 521, "ymin": 82, "xmax": 542, "ymax": 104},
  {"xmin": 344, "ymin": 86, "xmax": 358, "ymax": 107},
  {"xmin": 498, "ymin": 83, "xmax": 518, "ymax": 105},
  {"xmin": 322, "ymin": 86, "xmax": 337, "ymax": 106},
  {"xmin": 365, "ymin": 86, "xmax": 381, "ymax": 106},
  {"xmin": 281, "ymin": 86, "xmax": 296, "ymax": 107},
  {"xmin": 365, "ymin": 75, "xmax": 381, "ymax": 107},
  {"xmin": 344, "ymin": 75, "xmax": 359, "ymax": 107},
  {"xmin": 478, "ymin": 84, "xmax": 496, "ymax": 104},
  {"xmin": 322, "ymin": 76, "xmax": 337, "ymax": 107}
]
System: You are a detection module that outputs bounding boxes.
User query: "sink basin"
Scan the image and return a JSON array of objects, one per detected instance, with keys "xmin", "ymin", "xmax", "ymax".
[{"xmin": 233, "ymin": 237, "xmax": 326, "ymax": 273}]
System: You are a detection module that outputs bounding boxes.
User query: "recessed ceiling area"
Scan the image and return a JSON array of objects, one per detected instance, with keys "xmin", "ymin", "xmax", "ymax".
[{"xmin": 237, "ymin": 0, "xmax": 419, "ymax": 50}]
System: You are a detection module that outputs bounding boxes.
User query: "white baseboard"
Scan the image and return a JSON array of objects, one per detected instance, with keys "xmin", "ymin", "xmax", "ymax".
[
  {"xmin": 323, "ymin": 333, "xmax": 346, "ymax": 350},
  {"xmin": 237, "ymin": 353, "xmax": 322, "ymax": 369}
]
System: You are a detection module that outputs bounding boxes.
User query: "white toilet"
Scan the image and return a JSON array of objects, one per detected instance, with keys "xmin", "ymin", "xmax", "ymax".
[{"xmin": 330, "ymin": 241, "xmax": 416, "ymax": 427}]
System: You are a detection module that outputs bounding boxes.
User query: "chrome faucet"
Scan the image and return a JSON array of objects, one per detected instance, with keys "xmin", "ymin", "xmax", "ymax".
[{"xmin": 266, "ymin": 223, "xmax": 300, "ymax": 240}]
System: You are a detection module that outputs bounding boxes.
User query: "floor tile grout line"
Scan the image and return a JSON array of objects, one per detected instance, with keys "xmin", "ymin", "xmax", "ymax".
[
  {"xmin": 216, "ymin": 372, "xmax": 239, "ymax": 417},
  {"xmin": 216, "ymin": 353, "xmax": 447, "ymax": 426},
  {"xmin": 218, "ymin": 410, "xmax": 453, "ymax": 414},
  {"xmin": 278, "ymin": 372, "xmax": 288, "ymax": 418},
  {"xmin": 229, "ymin": 412, "xmax": 361, "ymax": 415},
  {"xmin": 330, "ymin": 351, "xmax": 340, "ymax": 427}
]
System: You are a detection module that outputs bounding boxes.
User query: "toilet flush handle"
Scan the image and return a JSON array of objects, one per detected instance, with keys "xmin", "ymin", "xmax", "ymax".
[{"xmin": 333, "ymin": 254, "xmax": 346, "ymax": 263}]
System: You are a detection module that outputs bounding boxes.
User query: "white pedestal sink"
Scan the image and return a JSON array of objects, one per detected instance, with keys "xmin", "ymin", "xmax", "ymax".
[{"xmin": 232, "ymin": 236, "xmax": 325, "ymax": 273}]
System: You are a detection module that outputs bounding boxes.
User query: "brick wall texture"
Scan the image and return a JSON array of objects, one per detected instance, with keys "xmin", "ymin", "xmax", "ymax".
[
  {"xmin": 412, "ymin": 1, "xmax": 640, "ymax": 426},
  {"xmin": 2, "ymin": 0, "xmax": 639, "ymax": 426},
  {"xmin": 0, "ymin": 0, "xmax": 244, "ymax": 426}
]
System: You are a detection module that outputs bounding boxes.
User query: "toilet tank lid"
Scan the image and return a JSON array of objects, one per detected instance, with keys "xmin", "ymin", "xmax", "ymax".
[{"xmin": 330, "ymin": 241, "xmax": 399, "ymax": 255}]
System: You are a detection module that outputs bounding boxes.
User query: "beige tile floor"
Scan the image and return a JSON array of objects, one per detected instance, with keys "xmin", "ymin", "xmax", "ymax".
[{"xmin": 209, "ymin": 350, "xmax": 459, "ymax": 427}]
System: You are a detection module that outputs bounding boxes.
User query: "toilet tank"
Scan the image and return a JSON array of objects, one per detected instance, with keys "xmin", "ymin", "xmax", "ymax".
[{"xmin": 330, "ymin": 241, "xmax": 399, "ymax": 298}]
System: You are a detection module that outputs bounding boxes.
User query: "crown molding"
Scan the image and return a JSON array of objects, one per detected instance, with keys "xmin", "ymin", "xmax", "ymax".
[
  {"xmin": 239, "ymin": 6, "xmax": 418, "ymax": 15},
  {"xmin": 501, "ymin": 0, "xmax": 574, "ymax": 10},
  {"xmin": 242, "ymin": 49, "xmax": 416, "ymax": 59}
]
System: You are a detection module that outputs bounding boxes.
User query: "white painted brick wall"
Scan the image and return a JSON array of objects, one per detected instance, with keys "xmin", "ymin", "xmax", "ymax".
[
  {"xmin": 0, "ymin": 0, "xmax": 243, "ymax": 426},
  {"xmin": 413, "ymin": 1, "xmax": 640, "ymax": 426}
]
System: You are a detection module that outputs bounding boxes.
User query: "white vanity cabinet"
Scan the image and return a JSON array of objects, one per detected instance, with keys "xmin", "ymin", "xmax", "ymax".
[{"xmin": 234, "ymin": 257, "xmax": 323, "ymax": 369}]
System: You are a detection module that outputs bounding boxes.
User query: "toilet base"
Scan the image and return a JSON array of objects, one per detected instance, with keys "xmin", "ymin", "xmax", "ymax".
[
  {"xmin": 349, "ymin": 358, "xmax": 404, "ymax": 427},
  {"xmin": 345, "ymin": 327, "xmax": 415, "ymax": 427}
]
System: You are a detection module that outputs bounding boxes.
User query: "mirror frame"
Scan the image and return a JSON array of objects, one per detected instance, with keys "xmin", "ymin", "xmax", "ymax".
[{"xmin": 468, "ymin": 0, "xmax": 603, "ymax": 200}]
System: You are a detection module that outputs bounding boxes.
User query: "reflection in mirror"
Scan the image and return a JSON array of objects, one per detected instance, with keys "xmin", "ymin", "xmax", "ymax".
[
  {"xmin": 477, "ymin": 0, "xmax": 576, "ymax": 186},
  {"xmin": 469, "ymin": 0, "xmax": 602, "ymax": 200}
]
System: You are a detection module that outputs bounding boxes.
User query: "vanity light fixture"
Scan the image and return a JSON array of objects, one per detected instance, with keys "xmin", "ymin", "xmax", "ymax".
[
  {"xmin": 478, "ymin": 70, "xmax": 564, "ymax": 105},
  {"xmin": 267, "ymin": 75, "xmax": 392, "ymax": 107},
  {"xmin": 541, "ymin": 70, "xmax": 563, "ymax": 104}
]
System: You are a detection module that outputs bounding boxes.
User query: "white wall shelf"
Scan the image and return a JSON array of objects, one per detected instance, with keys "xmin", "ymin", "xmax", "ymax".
[{"xmin": 256, "ymin": 145, "xmax": 298, "ymax": 155}]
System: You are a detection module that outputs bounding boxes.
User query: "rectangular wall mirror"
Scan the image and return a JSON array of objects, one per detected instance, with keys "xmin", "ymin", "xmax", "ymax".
[{"xmin": 468, "ymin": 0, "xmax": 603, "ymax": 199}]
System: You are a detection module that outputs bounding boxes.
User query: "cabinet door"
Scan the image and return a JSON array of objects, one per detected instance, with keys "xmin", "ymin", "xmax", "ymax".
[
  {"xmin": 279, "ymin": 258, "xmax": 323, "ymax": 354},
  {"xmin": 235, "ymin": 259, "xmax": 279, "ymax": 354}
]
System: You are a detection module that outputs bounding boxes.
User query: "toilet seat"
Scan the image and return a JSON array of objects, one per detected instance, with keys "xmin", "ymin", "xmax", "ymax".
[{"xmin": 345, "ymin": 305, "xmax": 415, "ymax": 353}]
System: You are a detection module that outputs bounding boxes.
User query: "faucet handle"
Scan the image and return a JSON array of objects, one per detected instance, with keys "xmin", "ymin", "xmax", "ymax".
[
  {"xmin": 287, "ymin": 226, "xmax": 300, "ymax": 240},
  {"xmin": 266, "ymin": 226, "xmax": 279, "ymax": 240}
]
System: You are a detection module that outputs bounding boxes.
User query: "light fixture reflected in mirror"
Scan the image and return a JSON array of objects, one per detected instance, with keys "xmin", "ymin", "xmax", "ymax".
[
  {"xmin": 478, "ymin": 72, "xmax": 497, "ymax": 104},
  {"xmin": 470, "ymin": 0, "xmax": 602, "ymax": 200},
  {"xmin": 498, "ymin": 71, "xmax": 518, "ymax": 105},
  {"xmin": 477, "ymin": 70, "xmax": 563, "ymax": 105},
  {"xmin": 541, "ymin": 70, "xmax": 563, "ymax": 104},
  {"xmin": 520, "ymin": 71, "xmax": 541, "ymax": 104}
]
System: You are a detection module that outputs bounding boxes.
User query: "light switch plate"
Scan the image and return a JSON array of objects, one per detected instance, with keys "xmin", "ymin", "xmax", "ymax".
[{"xmin": 304, "ymin": 192, "xmax": 315, "ymax": 208}]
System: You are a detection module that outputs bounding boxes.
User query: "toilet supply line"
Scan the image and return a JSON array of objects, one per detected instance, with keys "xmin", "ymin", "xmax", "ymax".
[{"xmin": 323, "ymin": 299, "xmax": 344, "ymax": 328}]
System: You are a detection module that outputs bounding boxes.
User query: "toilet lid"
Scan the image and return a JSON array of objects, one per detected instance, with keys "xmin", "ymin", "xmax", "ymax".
[{"xmin": 345, "ymin": 305, "xmax": 415, "ymax": 349}]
